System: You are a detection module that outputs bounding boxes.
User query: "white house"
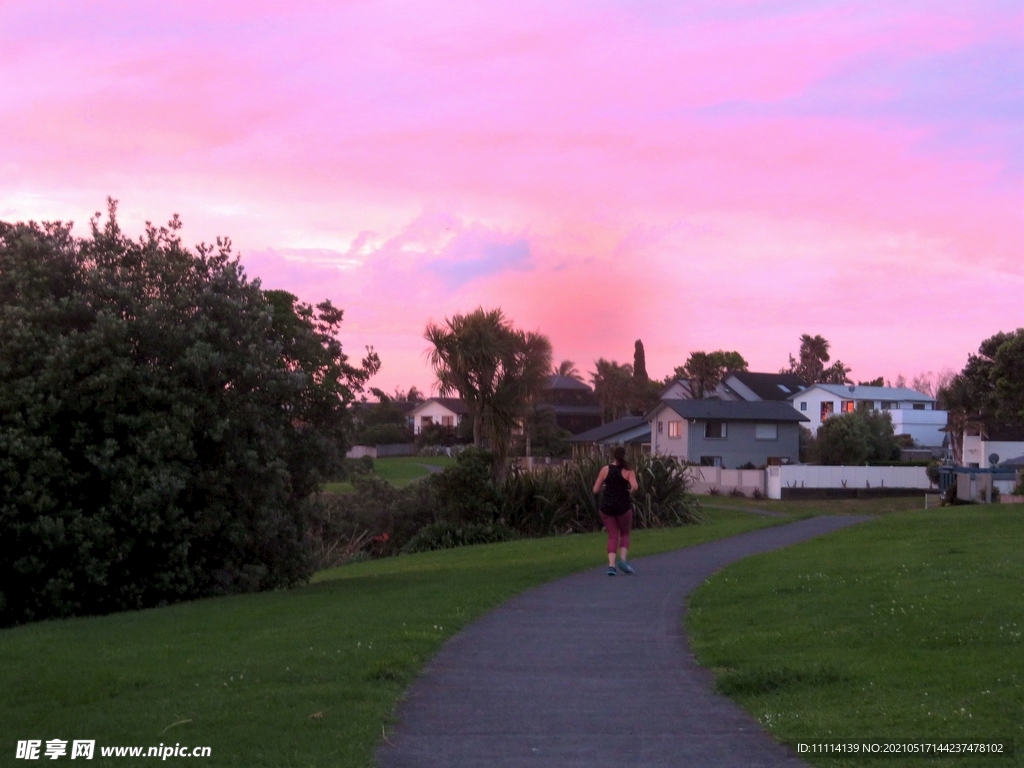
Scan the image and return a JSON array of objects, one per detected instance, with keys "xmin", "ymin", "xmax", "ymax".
[
  {"xmin": 407, "ymin": 398, "xmax": 469, "ymax": 434},
  {"xmin": 961, "ymin": 423, "xmax": 1024, "ymax": 468},
  {"xmin": 788, "ymin": 384, "xmax": 947, "ymax": 447}
]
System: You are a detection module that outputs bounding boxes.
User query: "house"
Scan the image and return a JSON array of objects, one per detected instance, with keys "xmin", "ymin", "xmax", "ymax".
[
  {"xmin": 536, "ymin": 375, "xmax": 602, "ymax": 435},
  {"xmin": 789, "ymin": 384, "xmax": 947, "ymax": 447},
  {"xmin": 962, "ymin": 423, "xmax": 1024, "ymax": 468},
  {"xmin": 408, "ymin": 398, "xmax": 469, "ymax": 434},
  {"xmin": 568, "ymin": 416, "xmax": 650, "ymax": 452},
  {"xmin": 648, "ymin": 400, "xmax": 807, "ymax": 468}
]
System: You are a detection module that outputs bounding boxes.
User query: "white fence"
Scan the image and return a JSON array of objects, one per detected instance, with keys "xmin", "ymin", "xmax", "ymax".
[
  {"xmin": 682, "ymin": 465, "xmax": 934, "ymax": 499},
  {"xmin": 685, "ymin": 467, "xmax": 766, "ymax": 496},
  {"xmin": 766, "ymin": 465, "xmax": 931, "ymax": 499}
]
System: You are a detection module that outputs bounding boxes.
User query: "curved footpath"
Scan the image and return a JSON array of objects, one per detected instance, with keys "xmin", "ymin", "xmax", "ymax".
[{"xmin": 378, "ymin": 515, "xmax": 870, "ymax": 768}]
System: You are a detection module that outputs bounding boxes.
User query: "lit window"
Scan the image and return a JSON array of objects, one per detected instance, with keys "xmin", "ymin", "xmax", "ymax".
[
  {"xmin": 755, "ymin": 424, "xmax": 778, "ymax": 440},
  {"xmin": 668, "ymin": 421, "xmax": 682, "ymax": 438},
  {"xmin": 841, "ymin": 401, "xmax": 855, "ymax": 414},
  {"xmin": 820, "ymin": 402, "xmax": 834, "ymax": 420},
  {"xmin": 704, "ymin": 421, "xmax": 726, "ymax": 439}
]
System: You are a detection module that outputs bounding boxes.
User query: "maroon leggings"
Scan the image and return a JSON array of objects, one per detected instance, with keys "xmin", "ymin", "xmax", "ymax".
[{"xmin": 600, "ymin": 510, "xmax": 632, "ymax": 554}]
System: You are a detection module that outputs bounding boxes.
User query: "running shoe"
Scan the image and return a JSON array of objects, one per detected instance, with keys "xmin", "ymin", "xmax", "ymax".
[
  {"xmin": 606, "ymin": 566, "xmax": 616, "ymax": 576},
  {"xmin": 618, "ymin": 560, "xmax": 635, "ymax": 575}
]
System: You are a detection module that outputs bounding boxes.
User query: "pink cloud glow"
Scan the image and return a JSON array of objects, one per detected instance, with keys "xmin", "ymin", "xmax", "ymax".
[{"xmin": 2, "ymin": 0, "xmax": 1022, "ymax": 392}]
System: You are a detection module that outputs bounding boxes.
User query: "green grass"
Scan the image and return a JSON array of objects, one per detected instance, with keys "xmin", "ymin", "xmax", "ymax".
[
  {"xmin": 702, "ymin": 493, "xmax": 927, "ymax": 518},
  {"xmin": 688, "ymin": 504, "xmax": 1024, "ymax": 768},
  {"xmin": 322, "ymin": 455, "xmax": 457, "ymax": 493},
  {"xmin": 0, "ymin": 508, "xmax": 780, "ymax": 767}
]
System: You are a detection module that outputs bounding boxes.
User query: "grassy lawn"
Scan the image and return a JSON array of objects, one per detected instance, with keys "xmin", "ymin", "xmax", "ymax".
[
  {"xmin": 0, "ymin": 508, "xmax": 780, "ymax": 767},
  {"xmin": 322, "ymin": 455, "xmax": 457, "ymax": 493},
  {"xmin": 688, "ymin": 504, "xmax": 1024, "ymax": 768},
  {"xmin": 702, "ymin": 493, "xmax": 927, "ymax": 518}
]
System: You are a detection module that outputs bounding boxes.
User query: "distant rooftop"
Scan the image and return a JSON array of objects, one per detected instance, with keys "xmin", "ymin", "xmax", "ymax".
[{"xmin": 794, "ymin": 384, "xmax": 934, "ymax": 402}]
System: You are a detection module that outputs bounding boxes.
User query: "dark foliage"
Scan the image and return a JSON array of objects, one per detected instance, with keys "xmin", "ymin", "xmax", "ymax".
[
  {"xmin": 0, "ymin": 203, "xmax": 377, "ymax": 626},
  {"xmin": 401, "ymin": 521, "xmax": 517, "ymax": 553}
]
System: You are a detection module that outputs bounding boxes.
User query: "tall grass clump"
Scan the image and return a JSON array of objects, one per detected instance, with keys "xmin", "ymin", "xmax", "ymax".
[{"xmin": 309, "ymin": 450, "xmax": 701, "ymax": 560}]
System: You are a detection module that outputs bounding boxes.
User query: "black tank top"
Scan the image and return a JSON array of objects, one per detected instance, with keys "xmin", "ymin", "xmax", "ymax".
[{"xmin": 600, "ymin": 464, "xmax": 632, "ymax": 516}]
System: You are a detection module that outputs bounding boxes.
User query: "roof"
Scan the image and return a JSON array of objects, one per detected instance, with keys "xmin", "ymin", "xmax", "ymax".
[
  {"xmin": 724, "ymin": 371, "xmax": 808, "ymax": 401},
  {"xmin": 410, "ymin": 397, "xmax": 471, "ymax": 416},
  {"xmin": 546, "ymin": 374, "xmax": 593, "ymax": 392},
  {"xmin": 537, "ymin": 403, "xmax": 602, "ymax": 416},
  {"xmin": 792, "ymin": 384, "xmax": 934, "ymax": 402},
  {"xmin": 655, "ymin": 399, "xmax": 809, "ymax": 423},
  {"xmin": 569, "ymin": 416, "xmax": 647, "ymax": 443},
  {"xmin": 1000, "ymin": 454, "xmax": 1024, "ymax": 467}
]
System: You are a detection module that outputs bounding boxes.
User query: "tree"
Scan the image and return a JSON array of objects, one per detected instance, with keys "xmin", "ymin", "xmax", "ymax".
[
  {"xmin": 425, "ymin": 308, "xmax": 552, "ymax": 469},
  {"xmin": 0, "ymin": 202, "xmax": 378, "ymax": 626},
  {"xmin": 591, "ymin": 358, "xmax": 634, "ymax": 423},
  {"xmin": 633, "ymin": 340, "xmax": 648, "ymax": 382},
  {"xmin": 816, "ymin": 411, "xmax": 898, "ymax": 465},
  {"xmin": 785, "ymin": 334, "xmax": 851, "ymax": 384},
  {"xmin": 858, "ymin": 377, "xmax": 884, "ymax": 387},
  {"xmin": 938, "ymin": 329, "xmax": 1024, "ymax": 464},
  {"xmin": 671, "ymin": 350, "xmax": 748, "ymax": 399},
  {"xmin": 553, "ymin": 360, "xmax": 583, "ymax": 381}
]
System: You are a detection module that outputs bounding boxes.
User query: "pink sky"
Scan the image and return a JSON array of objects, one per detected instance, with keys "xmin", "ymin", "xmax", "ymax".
[{"xmin": 2, "ymin": 1, "xmax": 1022, "ymax": 395}]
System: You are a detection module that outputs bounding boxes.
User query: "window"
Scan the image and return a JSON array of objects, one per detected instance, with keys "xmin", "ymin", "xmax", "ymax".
[
  {"xmin": 841, "ymin": 401, "xmax": 855, "ymax": 414},
  {"xmin": 441, "ymin": 415, "xmax": 454, "ymax": 427},
  {"xmin": 799, "ymin": 401, "xmax": 807, "ymax": 411},
  {"xmin": 704, "ymin": 420, "xmax": 726, "ymax": 439},
  {"xmin": 912, "ymin": 403, "xmax": 925, "ymax": 410},
  {"xmin": 668, "ymin": 420, "xmax": 682, "ymax": 438},
  {"xmin": 881, "ymin": 401, "xmax": 896, "ymax": 410},
  {"xmin": 857, "ymin": 400, "xmax": 874, "ymax": 411},
  {"xmin": 820, "ymin": 401, "xmax": 834, "ymax": 420},
  {"xmin": 699, "ymin": 456, "xmax": 723, "ymax": 467},
  {"xmin": 657, "ymin": 421, "xmax": 663, "ymax": 434},
  {"xmin": 755, "ymin": 423, "xmax": 778, "ymax": 440},
  {"xmin": 420, "ymin": 415, "xmax": 433, "ymax": 426}
]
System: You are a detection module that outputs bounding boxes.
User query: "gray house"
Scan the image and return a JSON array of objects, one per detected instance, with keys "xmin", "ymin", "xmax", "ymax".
[{"xmin": 648, "ymin": 400, "xmax": 808, "ymax": 468}]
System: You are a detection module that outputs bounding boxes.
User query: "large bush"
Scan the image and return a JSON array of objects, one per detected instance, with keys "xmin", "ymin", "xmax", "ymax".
[
  {"xmin": 816, "ymin": 411, "xmax": 899, "ymax": 465},
  {"xmin": 0, "ymin": 204, "xmax": 377, "ymax": 626}
]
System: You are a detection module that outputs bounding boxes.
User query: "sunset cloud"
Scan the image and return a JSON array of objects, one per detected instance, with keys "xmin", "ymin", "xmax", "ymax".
[{"xmin": 2, "ymin": 0, "xmax": 1021, "ymax": 391}]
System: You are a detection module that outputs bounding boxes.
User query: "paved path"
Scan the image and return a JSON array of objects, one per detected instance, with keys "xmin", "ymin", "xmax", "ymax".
[
  {"xmin": 701, "ymin": 502, "xmax": 788, "ymax": 518},
  {"xmin": 378, "ymin": 515, "xmax": 870, "ymax": 768}
]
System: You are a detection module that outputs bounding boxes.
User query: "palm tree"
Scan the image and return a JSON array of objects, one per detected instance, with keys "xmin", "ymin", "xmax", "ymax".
[
  {"xmin": 553, "ymin": 360, "xmax": 583, "ymax": 381},
  {"xmin": 591, "ymin": 359, "xmax": 633, "ymax": 423},
  {"xmin": 426, "ymin": 308, "xmax": 552, "ymax": 469}
]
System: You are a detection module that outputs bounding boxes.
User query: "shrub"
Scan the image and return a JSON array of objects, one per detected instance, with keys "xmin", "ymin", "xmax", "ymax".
[
  {"xmin": 729, "ymin": 487, "xmax": 747, "ymax": 498},
  {"xmin": 751, "ymin": 488, "xmax": 764, "ymax": 500},
  {"xmin": 432, "ymin": 448, "xmax": 502, "ymax": 525},
  {"xmin": 401, "ymin": 521, "xmax": 517, "ymax": 553},
  {"xmin": 0, "ymin": 206, "xmax": 377, "ymax": 627}
]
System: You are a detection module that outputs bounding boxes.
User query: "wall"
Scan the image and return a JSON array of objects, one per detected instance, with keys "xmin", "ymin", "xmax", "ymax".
[
  {"xmin": 686, "ymin": 420, "xmax": 801, "ymax": 468},
  {"xmin": 768, "ymin": 465, "xmax": 931, "ymax": 499},
  {"xmin": 685, "ymin": 467, "xmax": 766, "ymax": 495},
  {"xmin": 650, "ymin": 404, "xmax": 688, "ymax": 460}
]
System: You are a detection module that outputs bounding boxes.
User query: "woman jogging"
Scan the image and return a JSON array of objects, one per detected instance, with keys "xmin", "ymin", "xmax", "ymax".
[{"xmin": 592, "ymin": 446, "xmax": 639, "ymax": 576}]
